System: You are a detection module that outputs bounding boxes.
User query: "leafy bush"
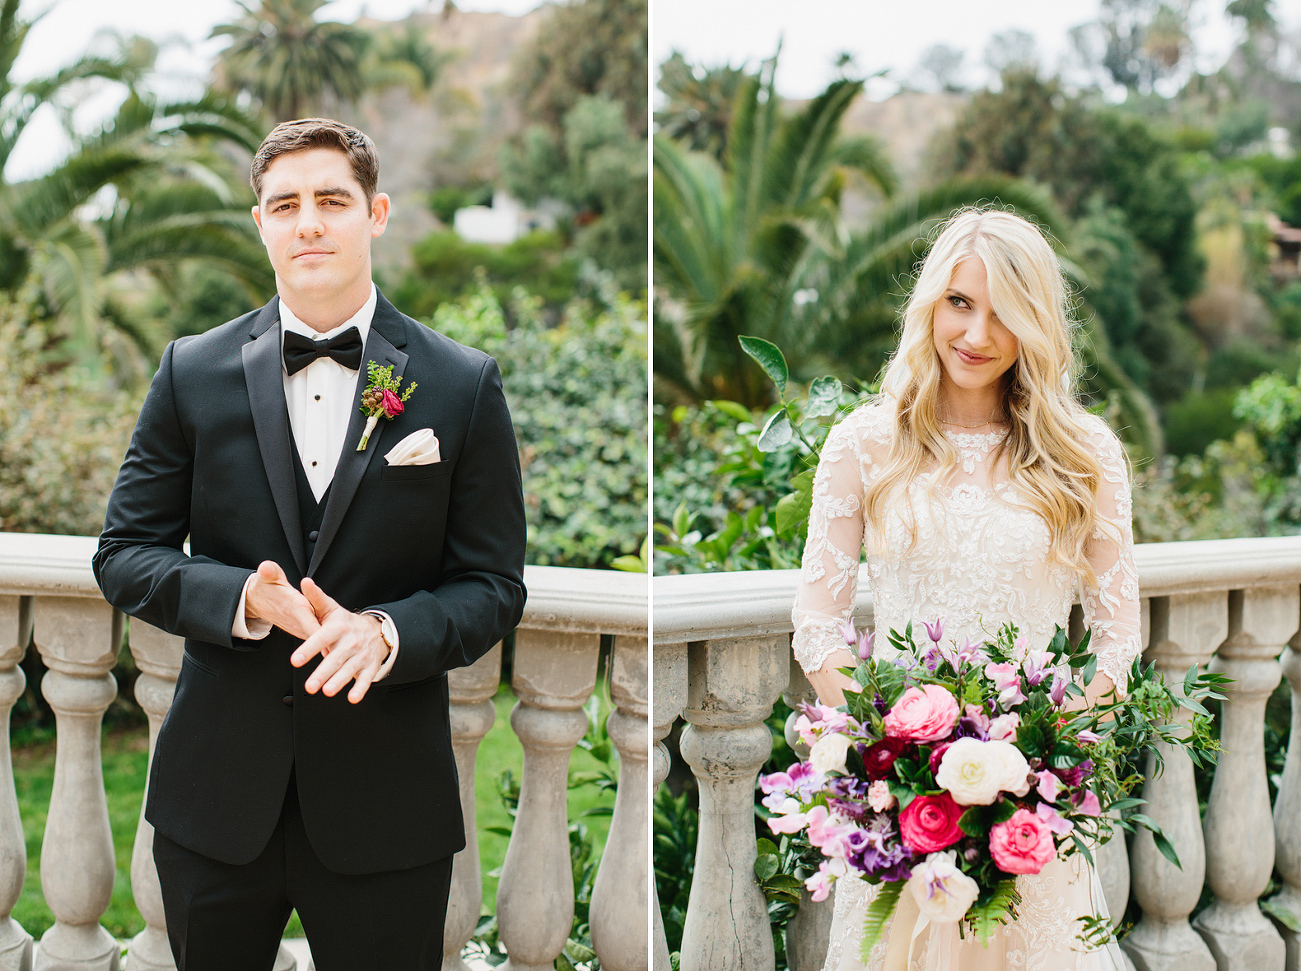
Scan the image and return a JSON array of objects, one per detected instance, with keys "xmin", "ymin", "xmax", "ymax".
[
  {"xmin": 429, "ymin": 287, "xmax": 647, "ymax": 569},
  {"xmin": 0, "ymin": 295, "xmax": 143, "ymax": 534},
  {"xmin": 394, "ymin": 230, "xmax": 582, "ymax": 319}
]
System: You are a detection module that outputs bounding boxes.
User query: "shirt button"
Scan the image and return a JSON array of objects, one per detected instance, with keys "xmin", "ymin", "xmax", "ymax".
[
  {"xmin": 308, "ymin": 530, "xmax": 319, "ymax": 542},
  {"xmin": 315, "ymin": 395, "xmax": 321, "ymax": 401},
  {"xmin": 311, "ymin": 461, "xmax": 317, "ymax": 467},
  {"xmin": 282, "ymin": 695, "xmax": 293, "ymax": 706}
]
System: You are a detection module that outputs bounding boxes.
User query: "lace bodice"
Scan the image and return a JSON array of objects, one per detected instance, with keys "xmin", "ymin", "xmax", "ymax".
[{"xmin": 791, "ymin": 402, "xmax": 1142, "ymax": 691}]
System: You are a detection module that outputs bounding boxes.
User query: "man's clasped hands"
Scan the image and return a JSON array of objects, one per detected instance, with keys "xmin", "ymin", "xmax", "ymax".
[{"xmin": 244, "ymin": 560, "xmax": 390, "ymax": 705}]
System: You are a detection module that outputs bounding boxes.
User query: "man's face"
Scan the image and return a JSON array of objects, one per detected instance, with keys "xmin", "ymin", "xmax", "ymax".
[{"xmin": 252, "ymin": 147, "xmax": 389, "ymax": 304}]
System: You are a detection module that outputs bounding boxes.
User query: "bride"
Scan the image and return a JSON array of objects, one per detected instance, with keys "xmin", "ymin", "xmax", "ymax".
[{"xmin": 791, "ymin": 208, "xmax": 1140, "ymax": 971}]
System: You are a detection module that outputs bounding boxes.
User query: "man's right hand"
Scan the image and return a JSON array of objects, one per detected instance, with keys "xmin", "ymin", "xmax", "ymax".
[{"xmin": 244, "ymin": 561, "xmax": 322, "ymax": 641}]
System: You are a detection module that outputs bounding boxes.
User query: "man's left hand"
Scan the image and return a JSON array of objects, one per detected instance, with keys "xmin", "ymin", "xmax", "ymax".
[{"xmin": 293, "ymin": 578, "xmax": 390, "ymax": 704}]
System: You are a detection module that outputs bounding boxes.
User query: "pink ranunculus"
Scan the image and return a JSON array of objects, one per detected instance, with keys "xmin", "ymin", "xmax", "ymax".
[
  {"xmin": 884, "ymin": 685, "xmax": 960, "ymax": 743},
  {"xmin": 380, "ymin": 388, "xmax": 404, "ymax": 417},
  {"xmin": 987, "ymin": 713, "xmax": 1020, "ymax": 741},
  {"xmin": 989, "ymin": 808, "xmax": 1057, "ymax": 874},
  {"xmin": 898, "ymin": 792, "xmax": 966, "ymax": 853}
]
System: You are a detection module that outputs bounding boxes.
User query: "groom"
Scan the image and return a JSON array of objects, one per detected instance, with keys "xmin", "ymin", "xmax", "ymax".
[{"xmin": 93, "ymin": 118, "xmax": 527, "ymax": 970}]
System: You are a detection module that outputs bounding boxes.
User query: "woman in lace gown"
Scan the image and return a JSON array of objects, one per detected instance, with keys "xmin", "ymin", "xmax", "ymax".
[{"xmin": 791, "ymin": 209, "xmax": 1141, "ymax": 971}]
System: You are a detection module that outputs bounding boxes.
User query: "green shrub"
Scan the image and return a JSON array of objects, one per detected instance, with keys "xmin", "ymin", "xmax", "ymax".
[
  {"xmin": 394, "ymin": 230, "xmax": 582, "ymax": 318},
  {"xmin": 0, "ymin": 296, "xmax": 143, "ymax": 535},
  {"xmin": 429, "ymin": 287, "xmax": 647, "ymax": 569}
]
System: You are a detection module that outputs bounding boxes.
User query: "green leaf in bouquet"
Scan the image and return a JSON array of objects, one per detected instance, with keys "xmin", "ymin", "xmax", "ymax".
[
  {"xmin": 1183, "ymin": 664, "xmax": 1199, "ymax": 696},
  {"xmin": 1015, "ymin": 720, "xmax": 1050, "ymax": 760},
  {"xmin": 806, "ymin": 376, "xmax": 843, "ymax": 418},
  {"xmin": 739, "ymin": 335, "xmax": 789, "ymax": 394},
  {"xmin": 859, "ymin": 880, "xmax": 905, "ymax": 962},
  {"xmin": 959, "ymin": 807, "xmax": 989, "ymax": 839},
  {"xmin": 754, "ymin": 853, "xmax": 779, "ymax": 883},
  {"xmin": 1068, "ymin": 831, "xmax": 1097, "ymax": 868},
  {"xmin": 711, "ymin": 399, "xmax": 754, "ymax": 423},
  {"xmin": 990, "ymin": 798, "xmax": 1018, "ymax": 825},
  {"xmin": 1048, "ymin": 741, "xmax": 1087, "ymax": 770},
  {"xmin": 890, "ymin": 782, "xmax": 916, "ymax": 812},
  {"xmin": 1076, "ymin": 628, "xmax": 1092, "ymax": 654},
  {"xmin": 845, "ymin": 740, "xmax": 868, "ymax": 781},
  {"xmin": 1049, "ymin": 626, "xmax": 1067, "ymax": 657},
  {"xmin": 966, "ymin": 879, "xmax": 1020, "ymax": 947},
  {"xmin": 758, "ymin": 410, "xmax": 794, "ymax": 452},
  {"xmin": 1128, "ymin": 815, "xmax": 1182, "ymax": 869},
  {"xmin": 757, "ymin": 838, "xmax": 780, "ymax": 856},
  {"xmin": 1082, "ymin": 654, "xmax": 1098, "ymax": 686}
]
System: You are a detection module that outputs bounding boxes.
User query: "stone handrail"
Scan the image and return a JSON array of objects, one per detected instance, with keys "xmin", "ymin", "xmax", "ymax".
[
  {"xmin": 0, "ymin": 532, "xmax": 648, "ymax": 971},
  {"xmin": 653, "ymin": 536, "xmax": 1301, "ymax": 971}
]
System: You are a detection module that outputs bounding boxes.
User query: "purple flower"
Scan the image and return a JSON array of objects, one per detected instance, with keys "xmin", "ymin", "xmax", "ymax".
[
  {"xmin": 1035, "ymin": 801, "xmax": 1075, "ymax": 835},
  {"xmin": 1021, "ymin": 649, "xmax": 1053, "ymax": 687},
  {"xmin": 857, "ymin": 630, "xmax": 875, "ymax": 661},
  {"xmin": 955, "ymin": 636, "xmax": 990, "ymax": 669},
  {"xmin": 1077, "ymin": 729, "xmax": 1101, "ymax": 744},
  {"xmin": 841, "ymin": 616, "xmax": 859, "ymax": 647},
  {"xmin": 1049, "ymin": 673, "xmax": 1070, "ymax": 707},
  {"xmin": 924, "ymin": 618, "xmax": 945, "ymax": 643}
]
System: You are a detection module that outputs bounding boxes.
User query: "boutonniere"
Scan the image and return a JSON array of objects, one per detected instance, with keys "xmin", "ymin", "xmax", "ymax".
[{"xmin": 357, "ymin": 361, "xmax": 417, "ymax": 451}]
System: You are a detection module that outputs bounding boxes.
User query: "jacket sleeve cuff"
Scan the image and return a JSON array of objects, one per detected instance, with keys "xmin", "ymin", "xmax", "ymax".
[
  {"xmin": 231, "ymin": 573, "xmax": 273, "ymax": 641},
  {"xmin": 363, "ymin": 610, "xmax": 399, "ymax": 680}
]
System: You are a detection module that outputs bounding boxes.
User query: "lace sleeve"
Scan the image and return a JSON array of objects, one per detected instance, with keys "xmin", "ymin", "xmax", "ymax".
[
  {"xmin": 1080, "ymin": 419, "xmax": 1142, "ymax": 695},
  {"xmin": 791, "ymin": 416, "xmax": 867, "ymax": 674}
]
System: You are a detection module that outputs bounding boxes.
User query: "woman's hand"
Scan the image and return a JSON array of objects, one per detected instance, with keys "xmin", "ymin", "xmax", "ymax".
[
  {"xmin": 1063, "ymin": 670, "xmax": 1118, "ymax": 715},
  {"xmin": 806, "ymin": 647, "xmax": 859, "ymax": 708}
]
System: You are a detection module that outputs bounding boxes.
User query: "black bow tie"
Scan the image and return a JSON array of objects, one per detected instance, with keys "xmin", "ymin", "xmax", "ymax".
[{"xmin": 282, "ymin": 327, "xmax": 364, "ymax": 375}]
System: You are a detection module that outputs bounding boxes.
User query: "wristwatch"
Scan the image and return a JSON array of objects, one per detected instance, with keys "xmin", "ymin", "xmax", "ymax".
[{"xmin": 365, "ymin": 611, "xmax": 398, "ymax": 659}]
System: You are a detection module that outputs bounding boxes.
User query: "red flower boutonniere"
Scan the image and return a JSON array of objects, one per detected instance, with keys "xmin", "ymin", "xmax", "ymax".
[{"xmin": 357, "ymin": 361, "xmax": 417, "ymax": 451}]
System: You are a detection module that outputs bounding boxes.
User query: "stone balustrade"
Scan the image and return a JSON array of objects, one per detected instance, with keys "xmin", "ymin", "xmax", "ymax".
[
  {"xmin": 654, "ymin": 536, "xmax": 1301, "ymax": 971},
  {"xmin": 0, "ymin": 532, "xmax": 647, "ymax": 971}
]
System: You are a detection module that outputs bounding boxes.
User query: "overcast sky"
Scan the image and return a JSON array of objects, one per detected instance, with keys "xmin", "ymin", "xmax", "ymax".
[
  {"xmin": 7, "ymin": 0, "xmax": 541, "ymax": 179},
  {"xmin": 652, "ymin": 0, "xmax": 1301, "ymax": 101}
]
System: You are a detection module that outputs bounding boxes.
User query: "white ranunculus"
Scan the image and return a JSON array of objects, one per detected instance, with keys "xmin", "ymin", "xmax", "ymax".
[
  {"xmin": 986, "ymin": 739, "xmax": 1033, "ymax": 796},
  {"xmin": 809, "ymin": 732, "xmax": 852, "ymax": 774},
  {"xmin": 907, "ymin": 850, "xmax": 981, "ymax": 923},
  {"xmin": 935, "ymin": 737, "xmax": 1004, "ymax": 805}
]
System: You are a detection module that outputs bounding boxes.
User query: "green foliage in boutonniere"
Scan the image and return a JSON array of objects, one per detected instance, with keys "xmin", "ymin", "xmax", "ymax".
[{"xmin": 357, "ymin": 360, "xmax": 417, "ymax": 450}]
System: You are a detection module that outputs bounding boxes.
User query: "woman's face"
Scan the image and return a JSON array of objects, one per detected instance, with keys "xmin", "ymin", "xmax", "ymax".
[{"xmin": 931, "ymin": 257, "xmax": 1019, "ymax": 401}]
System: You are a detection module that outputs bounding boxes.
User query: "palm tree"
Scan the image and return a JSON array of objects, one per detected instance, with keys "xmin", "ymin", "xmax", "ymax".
[
  {"xmin": 211, "ymin": 0, "xmax": 366, "ymax": 123},
  {"xmin": 653, "ymin": 52, "xmax": 1161, "ymax": 454},
  {"xmin": 0, "ymin": 1, "xmax": 273, "ymax": 371}
]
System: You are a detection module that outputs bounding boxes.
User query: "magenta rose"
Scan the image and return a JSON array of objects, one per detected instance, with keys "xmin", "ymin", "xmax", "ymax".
[
  {"xmin": 989, "ymin": 808, "xmax": 1056, "ymax": 874},
  {"xmin": 884, "ymin": 684, "xmax": 960, "ymax": 743},
  {"xmin": 928, "ymin": 741, "xmax": 953, "ymax": 775},
  {"xmin": 380, "ymin": 389, "xmax": 405, "ymax": 417},
  {"xmin": 898, "ymin": 792, "xmax": 965, "ymax": 853}
]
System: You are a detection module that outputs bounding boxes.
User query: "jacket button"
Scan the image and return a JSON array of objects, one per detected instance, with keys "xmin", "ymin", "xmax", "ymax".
[
  {"xmin": 282, "ymin": 695, "xmax": 293, "ymax": 706},
  {"xmin": 308, "ymin": 530, "xmax": 319, "ymax": 542}
]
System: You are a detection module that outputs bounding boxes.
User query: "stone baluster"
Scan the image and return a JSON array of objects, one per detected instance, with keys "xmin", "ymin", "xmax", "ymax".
[
  {"xmin": 590, "ymin": 636, "xmax": 649, "ymax": 971},
  {"xmin": 679, "ymin": 635, "xmax": 789, "ymax": 971},
  {"xmin": 443, "ymin": 643, "xmax": 502, "ymax": 971},
  {"xmin": 1194, "ymin": 587, "xmax": 1295, "ymax": 970},
  {"xmin": 652, "ymin": 642, "xmax": 687, "ymax": 971},
  {"xmin": 0, "ymin": 596, "xmax": 32, "ymax": 971},
  {"xmin": 497, "ymin": 630, "xmax": 600, "ymax": 971},
  {"xmin": 122, "ymin": 620, "xmax": 181, "ymax": 971},
  {"xmin": 1272, "ymin": 618, "xmax": 1301, "ymax": 971},
  {"xmin": 1122, "ymin": 594, "xmax": 1222, "ymax": 971},
  {"xmin": 781, "ymin": 654, "xmax": 830, "ymax": 971},
  {"xmin": 32, "ymin": 598, "xmax": 122, "ymax": 971}
]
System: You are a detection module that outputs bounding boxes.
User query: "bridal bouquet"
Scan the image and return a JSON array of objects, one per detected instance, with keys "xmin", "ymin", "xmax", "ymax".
[{"xmin": 760, "ymin": 618, "xmax": 1226, "ymax": 956}]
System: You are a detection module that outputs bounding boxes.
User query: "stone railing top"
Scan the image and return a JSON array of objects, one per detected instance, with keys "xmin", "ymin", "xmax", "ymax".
[
  {"xmin": 0, "ymin": 533, "xmax": 647, "ymax": 636},
  {"xmin": 653, "ymin": 535, "xmax": 1301, "ymax": 645}
]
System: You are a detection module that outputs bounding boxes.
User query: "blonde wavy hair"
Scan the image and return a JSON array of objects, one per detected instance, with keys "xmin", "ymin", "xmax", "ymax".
[{"xmin": 866, "ymin": 207, "xmax": 1107, "ymax": 584}]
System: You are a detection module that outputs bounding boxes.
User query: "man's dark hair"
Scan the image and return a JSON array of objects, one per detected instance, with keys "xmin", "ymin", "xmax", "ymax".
[{"xmin": 250, "ymin": 118, "xmax": 379, "ymax": 203}]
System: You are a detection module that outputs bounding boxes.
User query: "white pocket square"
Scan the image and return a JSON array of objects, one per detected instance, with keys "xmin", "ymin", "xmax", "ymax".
[{"xmin": 384, "ymin": 428, "xmax": 441, "ymax": 466}]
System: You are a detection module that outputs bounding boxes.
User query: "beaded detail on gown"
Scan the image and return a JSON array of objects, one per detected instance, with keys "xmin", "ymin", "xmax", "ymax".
[{"xmin": 790, "ymin": 402, "xmax": 1141, "ymax": 971}]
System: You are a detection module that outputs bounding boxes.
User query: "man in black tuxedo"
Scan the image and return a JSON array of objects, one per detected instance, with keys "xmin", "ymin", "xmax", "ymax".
[{"xmin": 93, "ymin": 118, "xmax": 526, "ymax": 971}]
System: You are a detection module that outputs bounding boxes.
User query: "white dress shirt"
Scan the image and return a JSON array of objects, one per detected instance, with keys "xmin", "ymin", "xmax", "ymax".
[{"xmin": 231, "ymin": 285, "xmax": 398, "ymax": 680}]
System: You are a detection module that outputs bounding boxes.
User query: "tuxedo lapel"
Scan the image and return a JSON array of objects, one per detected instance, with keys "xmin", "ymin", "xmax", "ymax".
[
  {"xmin": 241, "ymin": 297, "xmax": 308, "ymax": 575},
  {"xmin": 307, "ymin": 294, "xmax": 410, "ymax": 576}
]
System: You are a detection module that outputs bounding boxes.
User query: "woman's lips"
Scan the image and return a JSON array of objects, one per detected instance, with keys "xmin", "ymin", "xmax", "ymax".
[{"xmin": 954, "ymin": 347, "xmax": 993, "ymax": 365}]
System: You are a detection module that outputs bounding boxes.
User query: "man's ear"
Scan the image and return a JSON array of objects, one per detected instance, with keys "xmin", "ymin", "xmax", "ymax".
[
  {"xmin": 370, "ymin": 192, "xmax": 391, "ymax": 238},
  {"xmin": 251, "ymin": 204, "xmax": 265, "ymax": 241}
]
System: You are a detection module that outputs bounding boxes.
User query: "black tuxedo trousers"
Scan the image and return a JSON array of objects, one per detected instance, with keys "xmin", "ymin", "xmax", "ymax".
[{"xmin": 93, "ymin": 292, "xmax": 527, "ymax": 877}]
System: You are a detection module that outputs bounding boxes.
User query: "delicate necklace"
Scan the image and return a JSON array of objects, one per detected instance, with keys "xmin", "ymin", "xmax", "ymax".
[{"xmin": 939, "ymin": 413, "xmax": 1007, "ymax": 429}]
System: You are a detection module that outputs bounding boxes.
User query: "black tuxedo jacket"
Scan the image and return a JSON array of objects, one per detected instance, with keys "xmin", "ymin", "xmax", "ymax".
[{"xmin": 93, "ymin": 291, "xmax": 527, "ymax": 875}]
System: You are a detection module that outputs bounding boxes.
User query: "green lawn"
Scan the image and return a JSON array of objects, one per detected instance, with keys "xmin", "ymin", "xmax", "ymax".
[{"xmin": 13, "ymin": 685, "xmax": 613, "ymax": 941}]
